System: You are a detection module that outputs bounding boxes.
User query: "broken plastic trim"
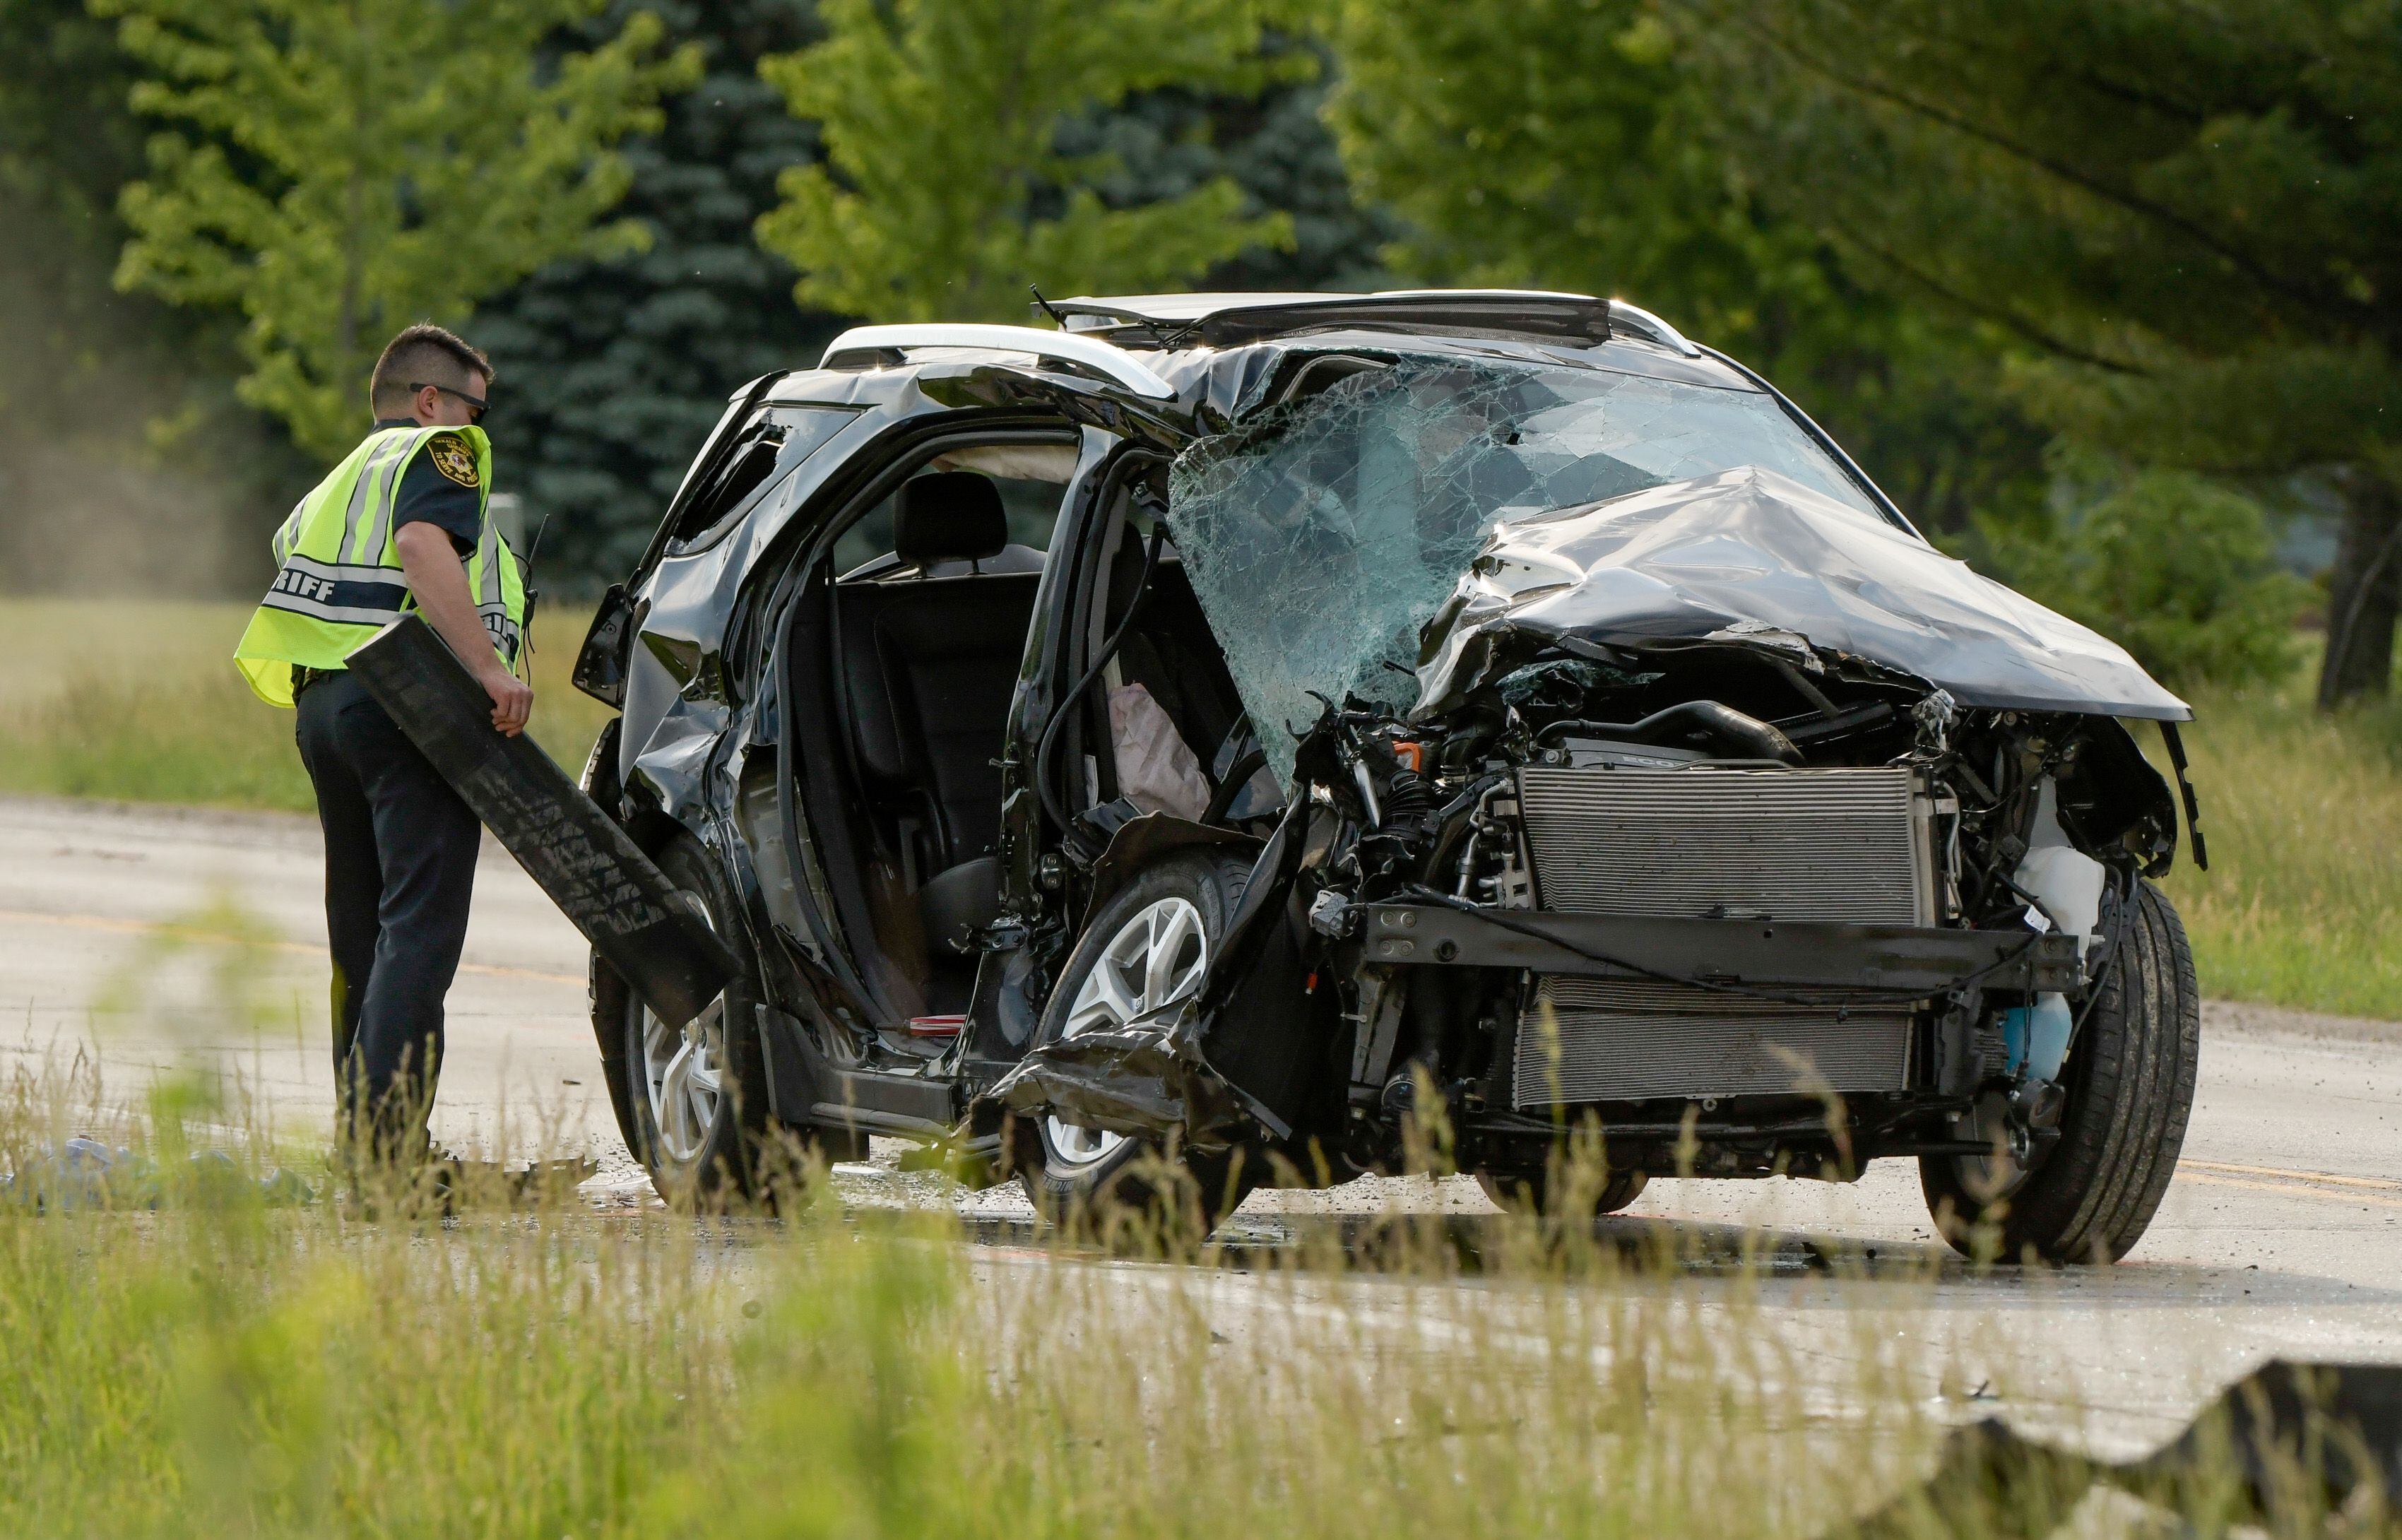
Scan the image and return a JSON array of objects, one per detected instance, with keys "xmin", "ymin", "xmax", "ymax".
[
  {"xmin": 2158, "ymin": 720, "xmax": 2209, "ymax": 872},
  {"xmin": 347, "ymin": 615, "xmax": 741, "ymax": 1029}
]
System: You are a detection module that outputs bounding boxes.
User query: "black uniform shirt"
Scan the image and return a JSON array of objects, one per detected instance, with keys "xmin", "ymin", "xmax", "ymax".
[{"xmin": 374, "ymin": 417, "xmax": 483, "ymax": 556}]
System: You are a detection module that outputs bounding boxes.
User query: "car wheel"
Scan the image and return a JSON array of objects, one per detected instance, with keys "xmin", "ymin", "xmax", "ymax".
[
  {"xmin": 1477, "ymin": 1168, "xmax": 1648, "ymax": 1219},
  {"xmin": 1017, "ymin": 851, "xmax": 1261, "ymax": 1231},
  {"xmin": 591, "ymin": 834, "xmax": 774, "ymax": 1204},
  {"xmin": 1921, "ymin": 879, "xmax": 2200, "ymax": 1263}
]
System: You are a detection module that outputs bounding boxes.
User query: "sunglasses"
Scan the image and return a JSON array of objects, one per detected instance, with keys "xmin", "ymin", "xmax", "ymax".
[{"xmin": 410, "ymin": 381, "xmax": 489, "ymax": 424}]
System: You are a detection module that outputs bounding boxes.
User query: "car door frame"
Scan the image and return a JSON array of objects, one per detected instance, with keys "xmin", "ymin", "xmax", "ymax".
[{"xmin": 750, "ymin": 410, "xmax": 1111, "ymax": 1060}]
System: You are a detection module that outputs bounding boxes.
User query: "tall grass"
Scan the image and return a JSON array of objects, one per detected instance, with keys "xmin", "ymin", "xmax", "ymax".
[
  {"xmin": 0, "ymin": 1070, "xmax": 2376, "ymax": 1539},
  {"xmin": 2162, "ymin": 678, "xmax": 2402, "ymax": 1019},
  {"xmin": 0, "ymin": 916, "xmax": 2374, "ymax": 1539}
]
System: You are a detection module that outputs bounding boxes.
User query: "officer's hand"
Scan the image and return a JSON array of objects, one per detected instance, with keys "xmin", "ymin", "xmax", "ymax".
[{"xmin": 481, "ymin": 665, "xmax": 534, "ymax": 737}]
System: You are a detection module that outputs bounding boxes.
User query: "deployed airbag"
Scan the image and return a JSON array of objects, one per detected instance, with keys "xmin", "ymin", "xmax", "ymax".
[{"xmin": 1108, "ymin": 682, "xmax": 1211, "ymax": 821}]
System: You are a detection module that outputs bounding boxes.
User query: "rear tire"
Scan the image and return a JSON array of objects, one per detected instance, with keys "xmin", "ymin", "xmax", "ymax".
[
  {"xmin": 1922, "ymin": 879, "xmax": 2199, "ymax": 1263},
  {"xmin": 1016, "ymin": 852, "xmax": 1263, "ymax": 1233},
  {"xmin": 592, "ymin": 834, "xmax": 774, "ymax": 1204}
]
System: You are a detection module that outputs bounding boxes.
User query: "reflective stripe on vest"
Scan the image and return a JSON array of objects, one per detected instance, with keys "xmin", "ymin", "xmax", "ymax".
[{"xmin": 233, "ymin": 423, "xmax": 524, "ymax": 708}]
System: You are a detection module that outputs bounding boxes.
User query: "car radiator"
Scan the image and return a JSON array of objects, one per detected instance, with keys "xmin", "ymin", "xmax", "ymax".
[{"xmin": 1509, "ymin": 766, "xmax": 1932, "ymax": 1108}]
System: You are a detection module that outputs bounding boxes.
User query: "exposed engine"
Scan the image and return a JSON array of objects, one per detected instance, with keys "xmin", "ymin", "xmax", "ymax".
[{"xmin": 1277, "ymin": 636, "xmax": 2184, "ymax": 1183}]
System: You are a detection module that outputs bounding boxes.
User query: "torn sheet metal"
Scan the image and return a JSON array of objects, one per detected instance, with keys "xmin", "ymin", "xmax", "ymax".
[
  {"xmin": 1831, "ymin": 1359, "xmax": 2402, "ymax": 1537},
  {"xmin": 1417, "ymin": 466, "xmax": 2191, "ymax": 721},
  {"xmin": 981, "ymin": 798, "xmax": 1319, "ymax": 1150},
  {"xmin": 981, "ymin": 1021, "xmax": 1254, "ymax": 1154}
]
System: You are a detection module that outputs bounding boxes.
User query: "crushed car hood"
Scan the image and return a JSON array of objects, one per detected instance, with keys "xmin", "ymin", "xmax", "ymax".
[{"xmin": 1414, "ymin": 466, "xmax": 2191, "ymax": 721}]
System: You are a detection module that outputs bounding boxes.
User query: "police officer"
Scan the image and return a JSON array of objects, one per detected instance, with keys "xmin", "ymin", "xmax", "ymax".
[{"xmin": 234, "ymin": 323, "xmax": 532, "ymax": 1163}]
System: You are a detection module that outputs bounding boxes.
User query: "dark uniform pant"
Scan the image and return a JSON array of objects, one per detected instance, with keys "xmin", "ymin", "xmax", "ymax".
[{"xmin": 294, "ymin": 670, "xmax": 480, "ymax": 1152}]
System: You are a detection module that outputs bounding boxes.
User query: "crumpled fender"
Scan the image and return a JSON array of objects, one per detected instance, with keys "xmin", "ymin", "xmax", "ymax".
[
  {"xmin": 1082, "ymin": 811, "xmax": 1263, "ymax": 928},
  {"xmin": 974, "ymin": 795, "xmax": 1325, "ymax": 1154},
  {"xmin": 980, "ymin": 1017, "xmax": 1258, "ymax": 1155}
]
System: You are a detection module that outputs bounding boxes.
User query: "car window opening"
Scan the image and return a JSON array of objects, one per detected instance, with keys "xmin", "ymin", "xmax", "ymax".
[
  {"xmin": 665, "ymin": 404, "xmax": 857, "ymax": 550},
  {"xmin": 1054, "ymin": 492, "xmax": 1274, "ymax": 847}
]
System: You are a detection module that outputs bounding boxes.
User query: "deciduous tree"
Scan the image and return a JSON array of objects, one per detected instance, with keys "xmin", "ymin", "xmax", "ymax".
[
  {"xmin": 1694, "ymin": 0, "xmax": 2402, "ymax": 704},
  {"xmin": 755, "ymin": 0, "xmax": 1301, "ymax": 323},
  {"xmin": 101, "ymin": 0, "xmax": 700, "ymax": 457},
  {"xmin": 1320, "ymin": 0, "xmax": 2049, "ymax": 540}
]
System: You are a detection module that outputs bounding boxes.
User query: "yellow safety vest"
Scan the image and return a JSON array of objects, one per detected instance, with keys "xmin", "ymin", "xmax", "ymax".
[{"xmin": 233, "ymin": 423, "xmax": 526, "ymax": 707}]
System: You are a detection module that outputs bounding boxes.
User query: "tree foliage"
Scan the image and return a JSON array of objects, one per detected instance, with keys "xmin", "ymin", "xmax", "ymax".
[
  {"xmin": 1320, "ymin": 0, "xmax": 2050, "ymax": 539},
  {"xmin": 755, "ymin": 0, "xmax": 1302, "ymax": 323},
  {"xmin": 1691, "ymin": 0, "xmax": 2402, "ymax": 701},
  {"xmin": 0, "ymin": 0, "xmax": 311, "ymax": 596},
  {"xmin": 1977, "ymin": 470, "xmax": 2306, "ymax": 691},
  {"xmin": 471, "ymin": 0, "xmax": 840, "ymax": 586},
  {"xmin": 100, "ymin": 0, "xmax": 700, "ymax": 457}
]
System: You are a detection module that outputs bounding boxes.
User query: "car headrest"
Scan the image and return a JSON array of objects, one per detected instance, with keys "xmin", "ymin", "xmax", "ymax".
[{"xmin": 895, "ymin": 473, "xmax": 1008, "ymax": 567}]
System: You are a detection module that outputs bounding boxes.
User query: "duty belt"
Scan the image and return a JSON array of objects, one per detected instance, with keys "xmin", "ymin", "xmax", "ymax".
[{"xmin": 292, "ymin": 664, "xmax": 343, "ymax": 699}]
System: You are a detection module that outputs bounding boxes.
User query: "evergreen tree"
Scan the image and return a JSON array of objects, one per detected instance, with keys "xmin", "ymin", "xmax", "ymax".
[
  {"xmin": 100, "ymin": 0, "xmax": 698, "ymax": 457},
  {"xmin": 1696, "ymin": 0, "xmax": 2402, "ymax": 704},
  {"xmin": 472, "ymin": 0, "xmax": 839, "ymax": 588},
  {"xmin": 1320, "ymin": 0, "xmax": 2049, "ymax": 538},
  {"xmin": 754, "ymin": 0, "xmax": 1301, "ymax": 323},
  {"xmin": 1069, "ymin": 40, "xmax": 1396, "ymax": 297}
]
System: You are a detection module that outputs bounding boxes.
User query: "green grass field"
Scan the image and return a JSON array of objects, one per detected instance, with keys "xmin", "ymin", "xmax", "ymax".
[
  {"xmin": 0, "ymin": 598, "xmax": 615, "ymax": 812},
  {"xmin": 4, "ymin": 599, "xmax": 2398, "ymax": 1019}
]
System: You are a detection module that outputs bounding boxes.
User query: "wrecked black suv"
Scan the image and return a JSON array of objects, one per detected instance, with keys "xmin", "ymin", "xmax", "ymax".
[{"xmin": 572, "ymin": 290, "xmax": 2202, "ymax": 1261}]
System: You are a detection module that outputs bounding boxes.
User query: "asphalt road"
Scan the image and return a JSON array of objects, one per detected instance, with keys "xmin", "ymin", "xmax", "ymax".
[{"xmin": 5, "ymin": 791, "xmax": 2399, "ymax": 1452}]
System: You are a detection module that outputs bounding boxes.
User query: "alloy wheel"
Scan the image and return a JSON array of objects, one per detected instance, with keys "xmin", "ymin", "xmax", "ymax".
[
  {"xmin": 639, "ymin": 908, "xmax": 727, "ymax": 1166},
  {"xmin": 1043, "ymin": 895, "xmax": 1209, "ymax": 1170}
]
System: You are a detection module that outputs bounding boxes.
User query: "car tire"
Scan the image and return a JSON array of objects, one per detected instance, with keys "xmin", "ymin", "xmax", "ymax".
[
  {"xmin": 1477, "ymin": 1168, "xmax": 1648, "ymax": 1219},
  {"xmin": 591, "ymin": 834, "xmax": 774, "ymax": 1205},
  {"xmin": 1921, "ymin": 879, "xmax": 2200, "ymax": 1263},
  {"xmin": 1015, "ymin": 851, "xmax": 1263, "ymax": 1233}
]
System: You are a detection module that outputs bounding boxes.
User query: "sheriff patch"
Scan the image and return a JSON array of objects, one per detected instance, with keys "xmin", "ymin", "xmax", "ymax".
[{"xmin": 427, "ymin": 434, "xmax": 479, "ymax": 488}]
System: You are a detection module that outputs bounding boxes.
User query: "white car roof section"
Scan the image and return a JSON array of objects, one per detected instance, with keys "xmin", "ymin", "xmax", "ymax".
[
  {"xmin": 1056, "ymin": 288, "xmax": 1604, "ymax": 324},
  {"xmin": 818, "ymin": 322, "xmax": 1177, "ymax": 401}
]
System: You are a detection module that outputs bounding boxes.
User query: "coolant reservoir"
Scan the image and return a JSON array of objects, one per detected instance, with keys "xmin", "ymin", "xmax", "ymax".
[
  {"xmin": 2014, "ymin": 778, "xmax": 2106, "ymax": 959},
  {"xmin": 2007, "ymin": 777, "xmax": 2105, "ymax": 1082}
]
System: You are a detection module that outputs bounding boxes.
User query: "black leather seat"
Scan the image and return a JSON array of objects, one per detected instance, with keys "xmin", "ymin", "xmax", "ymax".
[{"xmin": 834, "ymin": 473, "xmax": 1041, "ymax": 949}]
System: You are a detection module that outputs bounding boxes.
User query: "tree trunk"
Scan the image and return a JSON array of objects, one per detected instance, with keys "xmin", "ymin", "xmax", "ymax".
[{"xmin": 2318, "ymin": 473, "xmax": 2402, "ymax": 708}]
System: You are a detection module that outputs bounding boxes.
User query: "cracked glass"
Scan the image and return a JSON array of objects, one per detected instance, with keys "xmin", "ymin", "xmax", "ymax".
[{"xmin": 1165, "ymin": 355, "xmax": 1875, "ymax": 782}]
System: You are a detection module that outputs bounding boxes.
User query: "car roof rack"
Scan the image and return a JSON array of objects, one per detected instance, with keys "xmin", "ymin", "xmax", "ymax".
[
  {"xmin": 818, "ymin": 322, "xmax": 1177, "ymax": 400},
  {"xmin": 1046, "ymin": 290, "xmax": 1699, "ymax": 356}
]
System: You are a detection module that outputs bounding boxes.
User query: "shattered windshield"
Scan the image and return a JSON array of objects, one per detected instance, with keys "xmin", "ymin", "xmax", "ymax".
[{"xmin": 1165, "ymin": 355, "xmax": 1878, "ymax": 782}]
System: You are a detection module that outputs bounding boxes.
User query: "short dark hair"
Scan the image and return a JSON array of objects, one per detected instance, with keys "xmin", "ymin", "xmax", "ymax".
[{"xmin": 369, "ymin": 323, "xmax": 492, "ymax": 417}]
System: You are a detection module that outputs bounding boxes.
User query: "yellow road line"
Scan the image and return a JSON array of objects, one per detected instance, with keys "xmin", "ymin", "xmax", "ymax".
[
  {"xmin": 2178, "ymin": 1171, "xmax": 2402, "ymax": 1212},
  {"xmin": 0, "ymin": 908, "xmax": 583, "ymax": 987},
  {"xmin": 2181, "ymin": 1159, "xmax": 2402, "ymax": 1193}
]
